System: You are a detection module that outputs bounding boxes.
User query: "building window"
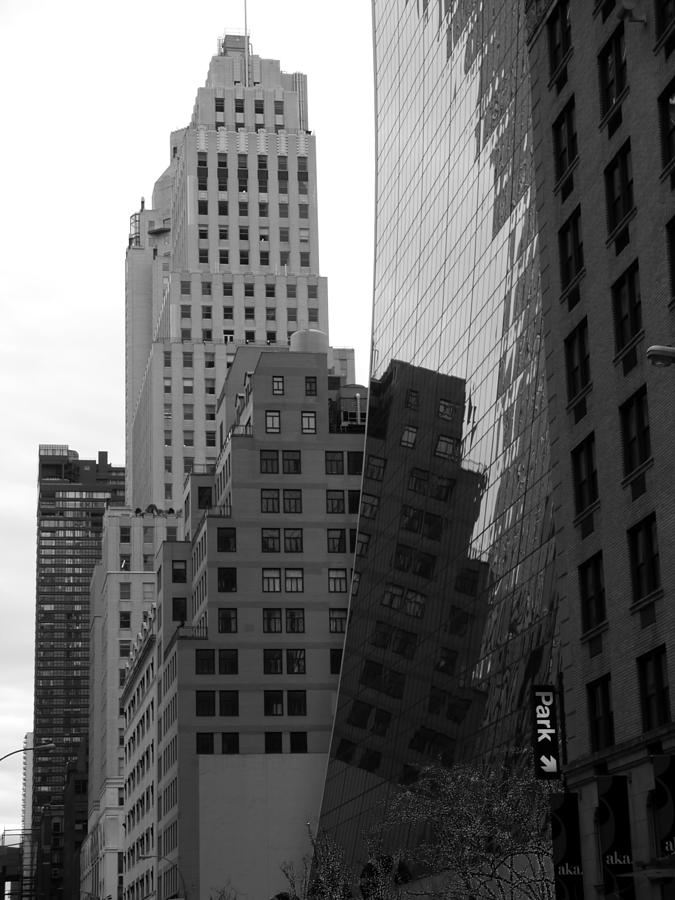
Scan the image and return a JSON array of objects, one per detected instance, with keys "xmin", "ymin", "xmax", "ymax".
[
  {"xmin": 265, "ymin": 732, "xmax": 282, "ymax": 753},
  {"xmin": 196, "ymin": 691, "xmax": 216, "ymax": 716},
  {"xmin": 558, "ymin": 206, "xmax": 584, "ymax": 289},
  {"xmin": 264, "ymin": 691, "xmax": 284, "ymax": 716},
  {"xmin": 564, "ymin": 317, "xmax": 590, "ymax": 400},
  {"xmin": 261, "ymin": 489, "xmax": 280, "ymax": 513},
  {"xmin": 283, "ymin": 489, "xmax": 302, "ymax": 513},
  {"xmin": 172, "ymin": 597, "xmax": 187, "ymax": 622},
  {"xmin": 325, "ymin": 451, "xmax": 344, "ymax": 475},
  {"xmin": 119, "ymin": 610, "xmax": 131, "ymax": 629},
  {"xmin": 547, "ymin": 0, "xmax": 571, "ymax": 73},
  {"xmin": 218, "ymin": 608, "xmax": 237, "ymax": 633},
  {"xmin": 347, "ymin": 452, "xmax": 363, "ymax": 475},
  {"xmin": 599, "ymin": 25, "xmax": 626, "ymax": 117},
  {"xmin": 218, "ymin": 201, "xmax": 228, "ymax": 216},
  {"xmin": 282, "ymin": 450, "xmax": 302, "ymax": 474},
  {"xmin": 628, "ymin": 513, "xmax": 660, "ymax": 602},
  {"xmin": 217, "ymin": 567, "xmax": 237, "ymax": 592},
  {"xmin": 260, "ymin": 450, "xmax": 279, "ymax": 474},
  {"xmin": 272, "ymin": 375, "xmax": 284, "ymax": 395},
  {"xmin": 195, "ymin": 649, "xmax": 215, "ymax": 674},
  {"xmin": 198, "ymin": 200, "xmax": 208, "ymax": 216},
  {"xmin": 579, "ymin": 552, "xmax": 606, "ymax": 632},
  {"xmin": 221, "ymin": 733, "xmax": 239, "ymax": 754},
  {"xmin": 286, "ymin": 649, "xmax": 306, "ymax": 674},
  {"xmin": 290, "ymin": 732, "xmax": 308, "ymax": 753},
  {"xmin": 217, "ymin": 528, "xmax": 236, "ymax": 552},
  {"xmin": 638, "ymin": 645, "xmax": 670, "ymax": 731},
  {"xmin": 222, "ymin": 282, "xmax": 233, "ymax": 297},
  {"xmin": 196, "ymin": 733, "xmax": 215, "ymax": 754},
  {"xmin": 172, "ymin": 560, "xmax": 187, "ymax": 583},
  {"xmin": 620, "ymin": 386, "xmax": 651, "ymax": 475},
  {"xmin": 612, "ymin": 261, "xmax": 641, "ymax": 351},
  {"xmin": 262, "ymin": 528, "xmax": 280, "ymax": 552},
  {"xmin": 360, "ymin": 494, "xmax": 379, "ymax": 519},
  {"xmin": 284, "ymin": 528, "xmax": 303, "ymax": 553},
  {"xmin": 287, "ymin": 690, "xmax": 307, "ymax": 716},
  {"xmin": 330, "ymin": 649, "xmax": 343, "ymax": 675},
  {"xmin": 571, "ymin": 433, "xmax": 598, "ymax": 514},
  {"xmin": 286, "ymin": 608, "xmax": 305, "ymax": 633},
  {"xmin": 264, "ymin": 649, "xmax": 283, "ymax": 674},
  {"xmin": 263, "ymin": 568, "xmax": 282, "ymax": 592},
  {"xmin": 659, "ymin": 77, "xmax": 675, "ymax": 169},
  {"xmin": 219, "ymin": 649, "xmax": 238, "ymax": 675},
  {"xmin": 285, "ymin": 568, "xmax": 304, "ymax": 592},
  {"xmin": 587, "ymin": 675, "xmax": 614, "ymax": 751},
  {"xmin": 328, "ymin": 569, "xmax": 348, "ymax": 593},
  {"xmin": 327, "ymin": 529, "xmax": 346, "ymax": 553},
  {"xmin": 180, "ymin": 281, "xmax": 191, "ymax": 295},
  {"xmin": 199, "ymin": 249, "xmax": 209, "ymax": 263},
  {"xmin": 265, "ymin": 410, "xmax": 281, "ymax": 433},
  {"xmin": 218, "ymin": 691, "xmax": 238, "ymax": 716},
  {"xmin": 305, "ymin": 376, "xmax": 317, "ymax": 396},
  {"xmin": 435, "ymin": 436, "xmax": 460, "ymax": 460},
  {"xmin": 553, "ymin": 97, "xmax": 577, "ymax": 181},
  {"xmin": 263, "ymin": 608, "xmax": 282, "ymax": 633},
  {"xmin": 301, "ymin": 411, "xmax": 317, "ymax": 433},
  {"xmin": 366, "ymin": 455, "xmax": 386, "ymax": 481},
  {"xmin": 329, "ymin": 607, "xmax": 348, "ymax": 633},
  {"xmin": 604, "ymin": 141, "xmax": 633, "ymax": 233},
  {"xmin": 400, "ymin": 426, "xmax": 418, "ymax": 448},
  {"xmin": 326, "ymin": 490, "xmax": 345, "ymax": 514}
]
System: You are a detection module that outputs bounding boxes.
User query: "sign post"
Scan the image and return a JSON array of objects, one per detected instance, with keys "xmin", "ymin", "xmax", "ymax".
[{"xmin": 531, "ymin": 684, "xmax": 561, "ymax": 780}]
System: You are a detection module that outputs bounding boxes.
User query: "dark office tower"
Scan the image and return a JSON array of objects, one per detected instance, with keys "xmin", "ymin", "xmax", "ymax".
[
  {"xmin": 527, "ymin": 2, "xmax": 675, "ymax": 896},
  {"xmin": 33, "ymin": 446, "xmax": 124, "ymax": 900},
  {"xmin": 320, "ymin": 0, "xmax": 558, "ymax": 865}
]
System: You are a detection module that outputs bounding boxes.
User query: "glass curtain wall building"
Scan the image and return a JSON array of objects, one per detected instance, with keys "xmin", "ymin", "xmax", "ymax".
[{"xmin": 320, "ymin": 0, "xmax": 558, "ymax": 865}]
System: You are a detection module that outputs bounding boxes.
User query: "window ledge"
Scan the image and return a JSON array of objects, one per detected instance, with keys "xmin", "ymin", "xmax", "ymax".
[
  {"xmin": 580, "ymin": 620, "xmax": 609, "ymax": 644},
  {"xmin": 548, "ymin": 47, "xmax": 574, "ymax": 92},
  {"xmin": 654, "ymin": 19, "xmax": 675, "ymax": 55},
  {"xmin": 554, "ymin": 156, "xmax": 580, "ymax": 196},
  {"xmin": 566, "ymin": 381, "xmax": 593, "ymax": 413},
  {"xmin": 612, "ymin": 328, "xmax": 645, "ymax": 367},
  {"xmin": 599, "ymin": 85, "xmax": 630, "ymax": 131},
  {"xmin": 605, "ymin": 206, "xmax": 637, "ymax": 248},
  {"xmin": 660, "ymin": 156, "xmax": 675, "ymax": 185},
  {"xmin": 573, "ymin": 498, "xmax": 600, "ymax": 528},
  {"xmin": 559, "ymin": 267, "xmax": 586, "ymax": 305},
  {"xmin": 620, "ymin": 456, "xmax": 654, "ymax": 489},
  {"xmin": 629, "ymin": 588, "xmax": 664, "ymax": 616}
]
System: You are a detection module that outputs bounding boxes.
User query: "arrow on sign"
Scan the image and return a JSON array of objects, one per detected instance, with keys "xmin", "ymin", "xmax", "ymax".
[{"xmin": 540, "ymin": 755, "xmax": 558, "ymax": 774}]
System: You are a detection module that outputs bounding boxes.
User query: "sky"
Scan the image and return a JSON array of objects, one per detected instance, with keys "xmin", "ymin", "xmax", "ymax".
[{"xmin": 0, "ymin": 0, "xmax": 375, "ymax": 833}]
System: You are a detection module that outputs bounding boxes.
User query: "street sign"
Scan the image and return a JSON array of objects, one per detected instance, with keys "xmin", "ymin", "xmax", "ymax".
[{"xmin": 531, "ymin": 685, "xmax": 561, "ymax": 780}]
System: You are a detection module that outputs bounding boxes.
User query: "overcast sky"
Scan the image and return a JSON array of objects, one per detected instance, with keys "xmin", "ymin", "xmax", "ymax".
[{"xmin": 0, "ymin": 0, "xmax": 375, "ymax": 832}]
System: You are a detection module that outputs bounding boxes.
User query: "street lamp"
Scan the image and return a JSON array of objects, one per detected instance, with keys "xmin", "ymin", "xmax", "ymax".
[
  {"xmin": 0, "ymin": 741, "xmax": 55, "ymax": 764},
  {"xmin": 646, "ymin": 345, "xmax": 675, "ymax": 367},
  {"xmin": 138, "ymin": 855, "xmax": 188, "ymax": 900}
]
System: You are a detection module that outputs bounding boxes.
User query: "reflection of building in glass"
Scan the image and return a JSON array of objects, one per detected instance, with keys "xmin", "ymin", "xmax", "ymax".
[{"xmin": 320, "ymin": 0, "xmax": 558, "ymax": 865}]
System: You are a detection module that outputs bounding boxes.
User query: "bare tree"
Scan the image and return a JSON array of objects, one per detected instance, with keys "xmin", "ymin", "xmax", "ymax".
[
  {"xmin": 281, "ymin": 828, "xmax": 352, "ymax": 900},
  {"xmin": 374, "ymin": 760, "xmax": 555, "ymax": 900}
]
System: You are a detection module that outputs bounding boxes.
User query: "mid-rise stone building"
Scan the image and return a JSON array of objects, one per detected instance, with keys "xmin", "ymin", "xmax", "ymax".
[
  {"xmin": 526, "ymin": 1, "xmax": 675, "ymax": 896},
  {"xmin": 121, "ymin": 340, "xmax": 366, "ymax": 900}
]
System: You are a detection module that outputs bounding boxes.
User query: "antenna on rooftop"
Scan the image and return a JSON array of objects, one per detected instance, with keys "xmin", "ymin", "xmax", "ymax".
[{"xmin": 244, "ymin": 0, "xmax": 249, "ymax": 87}]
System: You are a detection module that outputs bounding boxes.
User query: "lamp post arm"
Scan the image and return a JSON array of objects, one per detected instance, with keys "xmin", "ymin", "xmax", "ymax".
[{"xmin": 0, "ymin": 744, "xmax": 54, "ymax": 764}]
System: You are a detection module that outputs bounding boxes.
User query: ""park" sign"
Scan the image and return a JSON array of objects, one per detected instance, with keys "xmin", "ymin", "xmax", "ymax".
[{"xmin": 531, "ymin": 685, "xmax": 562, "ymax": 780}]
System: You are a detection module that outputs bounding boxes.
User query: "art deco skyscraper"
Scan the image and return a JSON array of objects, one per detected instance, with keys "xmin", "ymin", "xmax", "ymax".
[{"xmin": 126, "ymin": 34, "xmax": 331, "ymax": 508}]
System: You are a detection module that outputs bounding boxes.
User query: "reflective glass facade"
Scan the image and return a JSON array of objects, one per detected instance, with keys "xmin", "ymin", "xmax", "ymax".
[{"xmin": 320, "ymin": 0, "xmax": 558, "ymax": 865}]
